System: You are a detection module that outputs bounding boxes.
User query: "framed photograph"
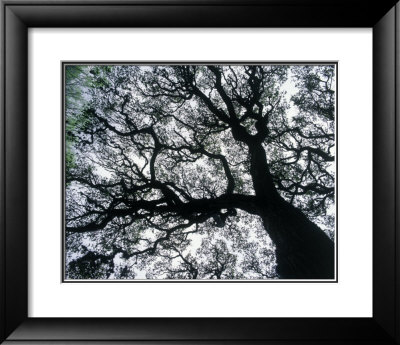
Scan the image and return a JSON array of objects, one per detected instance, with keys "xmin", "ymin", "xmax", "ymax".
[
  {"xmin": 63, "ymin": 62, "xmax": 337, "ymax": 282},
  {"xmin": 1, "ymin": 0, "xmax": 399, "ymax": 343}
]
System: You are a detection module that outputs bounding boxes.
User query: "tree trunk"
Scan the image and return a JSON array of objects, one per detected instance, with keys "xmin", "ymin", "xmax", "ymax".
[
  {"xmin": 249, "ymin": 144, "xmax": 335, "ymax": 279},
  {"xmin": 260, "ymin": 194, "xmax": 335, "ymax": 279}
]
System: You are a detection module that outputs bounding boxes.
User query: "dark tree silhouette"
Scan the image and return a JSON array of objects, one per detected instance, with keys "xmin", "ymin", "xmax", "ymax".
[{"xmin": 65, "ymin": 64, "xmax": 335, "ymax": 280}]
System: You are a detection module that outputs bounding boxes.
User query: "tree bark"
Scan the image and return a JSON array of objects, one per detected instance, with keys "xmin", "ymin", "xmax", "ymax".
[
  {"xmin": 260, "ymin": 194, "xmax": 335, "ymax": 279},
  {"xmin": 249, "ymin": 144, "xmax": 335, "ymax": 279}
]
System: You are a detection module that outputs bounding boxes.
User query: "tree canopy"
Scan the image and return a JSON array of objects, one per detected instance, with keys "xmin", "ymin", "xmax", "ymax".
[{"xmin": 65, "ymin": 64, "xmax": 335, "ymax": 280}]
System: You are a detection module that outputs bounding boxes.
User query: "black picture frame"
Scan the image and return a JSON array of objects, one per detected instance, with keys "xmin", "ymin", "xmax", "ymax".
[{"xmin": 1, "ymin": 1, "xmax": 399, "ymax": 343}]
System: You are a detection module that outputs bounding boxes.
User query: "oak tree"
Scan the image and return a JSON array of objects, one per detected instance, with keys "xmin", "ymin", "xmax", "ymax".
[{"xmin": 65, "ymin": 64, "xmax": 335, "ymax": 280}]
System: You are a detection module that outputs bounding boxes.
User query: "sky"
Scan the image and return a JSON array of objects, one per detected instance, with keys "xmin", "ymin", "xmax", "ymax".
[{"xmin": 65, "ymin": 64, "xmax": 336, "ymax": 280}]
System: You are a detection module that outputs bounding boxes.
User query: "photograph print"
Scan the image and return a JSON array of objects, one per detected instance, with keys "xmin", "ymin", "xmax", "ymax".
[{"xmin": 64, "ymin": 64, "xmax": 336, "ymax": 281}]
